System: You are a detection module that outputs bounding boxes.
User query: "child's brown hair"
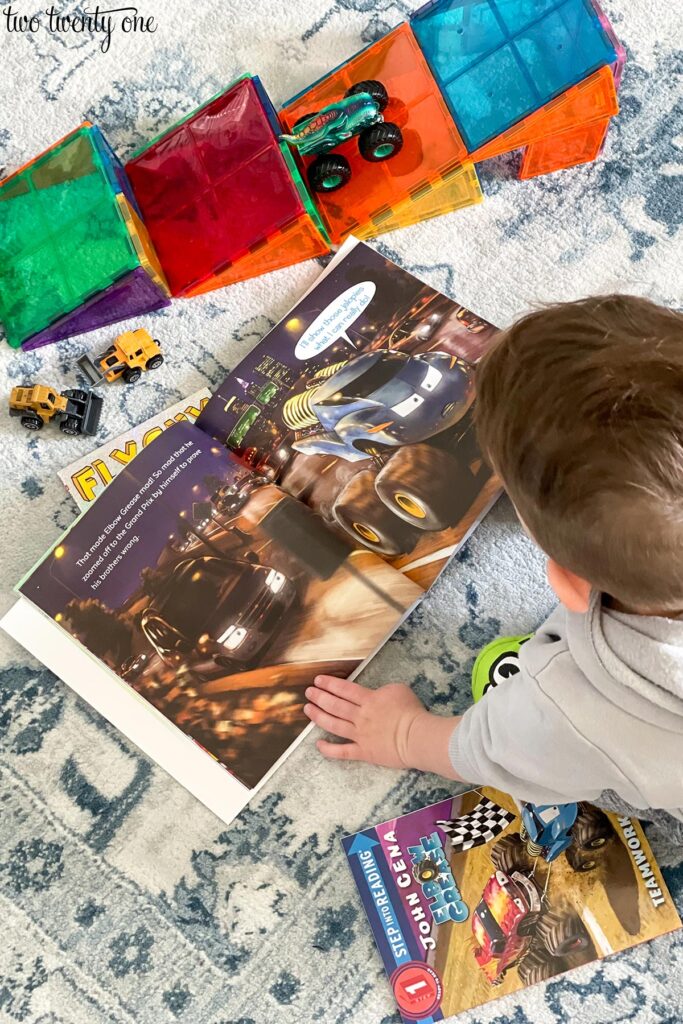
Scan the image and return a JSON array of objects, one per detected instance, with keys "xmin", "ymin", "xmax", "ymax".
[{"xmin": 475, "ymin": 295, "xmax": 683, "ymax": 612}]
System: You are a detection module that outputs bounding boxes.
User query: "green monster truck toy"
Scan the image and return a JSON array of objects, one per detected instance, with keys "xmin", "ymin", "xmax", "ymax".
[{"xmin": 282, "ymin": 79, "xmax": 404, "ymax": 193}]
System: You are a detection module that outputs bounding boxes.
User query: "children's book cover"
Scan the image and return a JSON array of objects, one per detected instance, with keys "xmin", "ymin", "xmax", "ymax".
[
  {"xmin": 198, "ymin": 240, "xmax": 501, "ymax": 588},
  {"xmin": 343, "ymin": 787, "xmax": 681, "ymax": 1021}
]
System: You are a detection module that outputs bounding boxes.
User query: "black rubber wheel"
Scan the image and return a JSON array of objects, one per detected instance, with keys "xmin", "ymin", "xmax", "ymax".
[
  {"xmin": 293, "ymin": 111, "xmax": 317, "ymax": 130},
  {"xmin": 123, "ymin": 367, "xmax": 142, "ymax": 384},
  {"xmin": 345, "ymin": 79, "xmax": 389, "ymax": 112},
  {"xmin": 20, "ymin": 415, "xmax": 43, "ymax": 431},
  {"xmin": 60, "ymin": 416, "xmax": 80, "ymax": 436},
  {"xmin": 358, "ymin": 121, "xmax": 403, "ymax": 162},
  {"xmin": 146, "ymin": 354, "xmax": 164, "ymax": 370},
  {"xmin": 308, "ymin": 153, "xmax": 352, "ymax": 193}
]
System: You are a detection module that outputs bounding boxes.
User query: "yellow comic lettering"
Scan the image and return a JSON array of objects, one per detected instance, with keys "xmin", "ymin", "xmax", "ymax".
[{"xmin": 110, "ymin": 441, "xmax": 138, "ymax": 466}]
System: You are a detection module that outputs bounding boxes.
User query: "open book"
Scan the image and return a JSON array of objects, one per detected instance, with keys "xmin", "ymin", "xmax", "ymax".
[{"xmin": 2, "ymin": 240, "xmax": 501, "ymax": 823}]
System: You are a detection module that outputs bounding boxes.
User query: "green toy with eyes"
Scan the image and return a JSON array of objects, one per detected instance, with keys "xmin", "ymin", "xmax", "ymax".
[{"xmin": 471, "ymin": 634, "xmax": 533, "ymax": 703}]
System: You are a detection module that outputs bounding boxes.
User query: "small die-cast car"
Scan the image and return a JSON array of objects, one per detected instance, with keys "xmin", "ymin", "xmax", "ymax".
[{"xmin": 283, "ymin": 79, "xmax": 403, "ymax": 193}]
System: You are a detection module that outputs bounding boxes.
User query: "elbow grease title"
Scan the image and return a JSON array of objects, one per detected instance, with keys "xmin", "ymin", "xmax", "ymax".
[{"xmin": 382, "ymin": 828, "xmax": 469, "ymax": 952}]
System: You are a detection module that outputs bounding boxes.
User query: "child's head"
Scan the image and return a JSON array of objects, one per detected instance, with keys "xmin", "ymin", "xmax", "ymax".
[{"xmin": 475, "ymin": 295, "xmax": 683, "ymax": 615}]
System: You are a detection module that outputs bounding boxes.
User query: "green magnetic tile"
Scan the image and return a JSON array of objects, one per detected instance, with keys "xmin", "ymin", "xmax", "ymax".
[
  {"xmin": 0, "ymin": 177, "xmax": 38, "ymax": 262},
  {"xmin": 0, "ymin": 244, "xmax": 72, "ymax": 344},
  {"xmin": 31, "ymin": 130, "xmax": 98, "ymax": 188},
  {"xmin": 35, "ymin": 171, "xmax": 112, "ymax": 231},
  {"xmin": 58, "ymin": 200, "xmax": 137, "ymax": 303}
]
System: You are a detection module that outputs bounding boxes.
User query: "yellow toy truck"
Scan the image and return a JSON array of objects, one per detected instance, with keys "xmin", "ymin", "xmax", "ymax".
[
  {"xmin": 9, "ymin": 384, "xmax": 103, "ymax": 435},
  {"xmin": 78, "ymin": 328, "xmax": 164, "ymax": 386}
]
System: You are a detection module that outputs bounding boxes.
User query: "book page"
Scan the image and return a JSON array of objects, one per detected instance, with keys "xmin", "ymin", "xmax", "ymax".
[
  {"xmin": 17, "ymin": 421, "xmax": 421, "ymax": 792},
  {"xmin": 59, "ymin": 388, "xmax": 212, "ymax": 510},
  {"xmin": 197, "ymin": 241, "xmax": 501, "ymax": 588}
]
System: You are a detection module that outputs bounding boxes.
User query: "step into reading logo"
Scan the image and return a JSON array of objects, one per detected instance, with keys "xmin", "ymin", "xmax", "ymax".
[{"xmin": 2, "ymin": 4, "xmax": 157, "ymax": 53}]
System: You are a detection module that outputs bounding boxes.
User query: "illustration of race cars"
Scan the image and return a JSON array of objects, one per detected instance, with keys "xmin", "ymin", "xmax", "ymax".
[
  {"xmin": 281, "ymin": 348, "xmax": 482, "ymax": 554},
  {"xmin": 472, "ymin": 869, "xmax": 591, "ymax": 987},
  {"xmin": 140, "ymin": 554, "xmax": 296, "ymax": 671},
  {"xmin": 282, "ymin": 80, "xmax": 403, "ymax": 193}
]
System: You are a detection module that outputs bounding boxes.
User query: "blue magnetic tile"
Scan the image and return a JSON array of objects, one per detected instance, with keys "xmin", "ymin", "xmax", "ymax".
[
  {"xmin": 492, "ymin": 0, "xmax": 560, "ymax": 33},
  {"xmin": 412, "ymin": 0, "xmax": 506, "ymax": 80},
  {"xmin": 513, "ymin": 0, "xmax": 616, "ymax": 96},
  {"xmin": 445, "ymin": 44, "xmax": 537, "ymax": 148}
]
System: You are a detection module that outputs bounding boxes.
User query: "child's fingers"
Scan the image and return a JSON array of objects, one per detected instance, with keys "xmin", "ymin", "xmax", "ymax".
[
  {"xmin": 304, "ymin": 703, "xmax": 355, "ymax": 740},
  {"xmin": 305, "ymin": 685, "xmax": 358, "ymax": 722},
  {"xmin": 313, "ymin": 674, "xmax": 366, "ymax": 704},
  {"xmin": 317, "ymin": 739, "xmax": 362, "ymax": 761}
]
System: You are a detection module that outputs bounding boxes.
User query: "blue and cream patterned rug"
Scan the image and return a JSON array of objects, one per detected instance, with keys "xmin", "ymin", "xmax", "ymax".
[{"xmin": 1, "ymin": 1, "xmax": 682, "ymax": 1021}]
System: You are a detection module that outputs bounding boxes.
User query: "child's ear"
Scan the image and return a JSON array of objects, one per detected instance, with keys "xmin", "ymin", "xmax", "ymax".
[{"xmin": 546, "ymin": 559, "xmax": 592, "ymax": 613}]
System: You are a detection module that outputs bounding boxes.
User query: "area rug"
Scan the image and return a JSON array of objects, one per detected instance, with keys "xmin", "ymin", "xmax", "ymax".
[{"xmin": 1, "ymin": 1, "xmax": 682, "ymax": 1021}]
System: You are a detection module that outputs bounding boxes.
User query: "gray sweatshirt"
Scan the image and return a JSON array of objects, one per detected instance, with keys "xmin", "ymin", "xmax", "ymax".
[{"xmin": 450, "ymin": 592, "xmax": 683, "ymax": 839}]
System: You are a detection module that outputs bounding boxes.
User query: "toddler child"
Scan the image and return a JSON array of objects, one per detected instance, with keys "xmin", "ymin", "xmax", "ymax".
[{"xmin": 303, "ymin": 295, "xmax": 683, "ymax": 837}]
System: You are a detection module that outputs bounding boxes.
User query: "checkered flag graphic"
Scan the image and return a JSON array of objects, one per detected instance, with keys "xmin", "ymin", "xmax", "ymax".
[{"xmin": 437, "ymin": 797, "xmax": 516, "ymax": 852}]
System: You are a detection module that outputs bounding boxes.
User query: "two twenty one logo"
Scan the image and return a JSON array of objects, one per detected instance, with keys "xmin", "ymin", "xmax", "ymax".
[{"xmin": 408, "ymin": 832, "xmax": 469, "ymax": 925}]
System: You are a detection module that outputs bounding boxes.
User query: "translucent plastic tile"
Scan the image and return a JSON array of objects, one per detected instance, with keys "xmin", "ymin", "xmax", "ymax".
[
  {"xmin": 411, "ymin": 0, "xmax": 617, "ymax": 150},
  {"xmin": 0, "ymin": 123, "xmax": 169, "ymax": 348},
  {"xmin": 0, "ymin": 244, "xmax": 71, "ymax": 339},
  {"xmin": 494, "ymin": 0, "xmax": 559, "ymax": 33},
  {"xmin": 127, "ymin": 76, "xmax": 314, "ymax": 295},
  {"xmin": 520, "ymin": 114, "xmax": 609, "ymax": 176},
  {"xmin": 281, "ymin": 24, "xmax": 468, "ymax": 245},
  {"xmin": 448, "ymin": 45, "xmax": 537, "ymax": 148},
  {"xmin": 59, "ymin": 200, "xmax": 136, "ymax": 304},
  {"xmin": 513, "ymin": 0, "xmax": 616, "ymax": 98},
  {"xmin": 411, "ymin": 0, "xmax": 506, "ymax": 79}
]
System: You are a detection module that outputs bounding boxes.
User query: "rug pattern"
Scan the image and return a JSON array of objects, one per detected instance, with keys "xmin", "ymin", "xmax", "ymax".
[{"xmin": 1, "ymin": 0, "xmax": 682, "ymax": 1021}]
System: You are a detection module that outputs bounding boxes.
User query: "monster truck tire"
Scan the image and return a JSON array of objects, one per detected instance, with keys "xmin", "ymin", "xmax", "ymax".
[
  {"xmin": 20, "ymin": 415, "xmax": 43, "ymax": 431},
  {"xmin": 345, "ymin": 79, "xmax": 389, "ymax": 112},
  {"xmin": 489, "ymin": 833, "xmax": 536, "ymax": 876},
  {"xmin": 375, "ymin": 444, "xmax": 460, "ymax": 531},
  {"xmin": 146, "ymin": 354, "xmax": 164, "ymax": 370},
  {"xmin": 358, "ymin": 121, "xmax": 403, "ymax": 162},
  {"xmin": 517, "ymin": 948, "xmax": 563, "ymax": 986},
  {"xmin": 123, "ymin": 367, "xmax": 142, "ymax": 384},
  {"xmin": 571, "ymin": 803, "xmax": 615, "ymax": 851},
  {"xmin": 308, "ymin": 154, "xmax": 352, "ymax": 193},
  {"xmin": 537, "ymin": 909, "xmax": 590, "ymax": 958},
  {"xmin": 333, "ymin": 469, "xmax": 420, "ymax": 556}
]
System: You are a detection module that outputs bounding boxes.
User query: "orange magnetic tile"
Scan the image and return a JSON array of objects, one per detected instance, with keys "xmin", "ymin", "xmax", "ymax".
[
  {"xmin": 469, "ymin": 65, "xmax": 617, "ymax": 163},
  {"xmin": 519, "ymin": 116, "xmax": 611, "ymax": 178},
  {"xmin": 281, "ymin": 24, "xmax": 468, "ymax": 245},
  {"xmin": 185, "ymin": 214, "xmax": 330, "ymax": 294},
  {"xmin": 354, "ymin": 161, "xmax": 483, "ymax": 239}
]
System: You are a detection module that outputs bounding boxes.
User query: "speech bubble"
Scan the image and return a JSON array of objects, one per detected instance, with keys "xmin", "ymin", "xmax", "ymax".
[{"xmin": 294, "ymin": 281, "xmax": 376, "ymax": 360}]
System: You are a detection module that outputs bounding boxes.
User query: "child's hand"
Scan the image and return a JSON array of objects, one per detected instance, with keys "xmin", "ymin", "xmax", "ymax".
[{"xmin": 304, "ymin": 675, "xmax": 461, "ymax": 778}]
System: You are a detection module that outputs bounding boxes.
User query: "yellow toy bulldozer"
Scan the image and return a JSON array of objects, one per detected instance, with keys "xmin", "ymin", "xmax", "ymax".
[
  {"xmin": 9, "ymin": 384, "xmax": 103, "ymax": 435},
  {"xmin": 78, "ymin": 328, "xmax": 164, "ymax": 386}
]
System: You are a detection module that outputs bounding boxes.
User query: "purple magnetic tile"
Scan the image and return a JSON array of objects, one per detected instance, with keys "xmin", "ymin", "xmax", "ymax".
[{"xmin": 21, "ymin": 267, "xmax": 169, "ymax": 350}]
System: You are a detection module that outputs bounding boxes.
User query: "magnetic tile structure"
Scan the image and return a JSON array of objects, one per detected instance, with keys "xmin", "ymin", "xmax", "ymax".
[
  {"xmin": 0, "ymin": 123, "xmax": 170, "ymax": 350},
  {"xmin": 410, "ymin": 0, "xmax": 619, "ymax": 151},
  {"xmin": 281, "ymin": 23, "xmax": 484, "ymax": 246},
  {"xmin": 125, "ymin": 75, "xmax": 330, "ymax": 297}
]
